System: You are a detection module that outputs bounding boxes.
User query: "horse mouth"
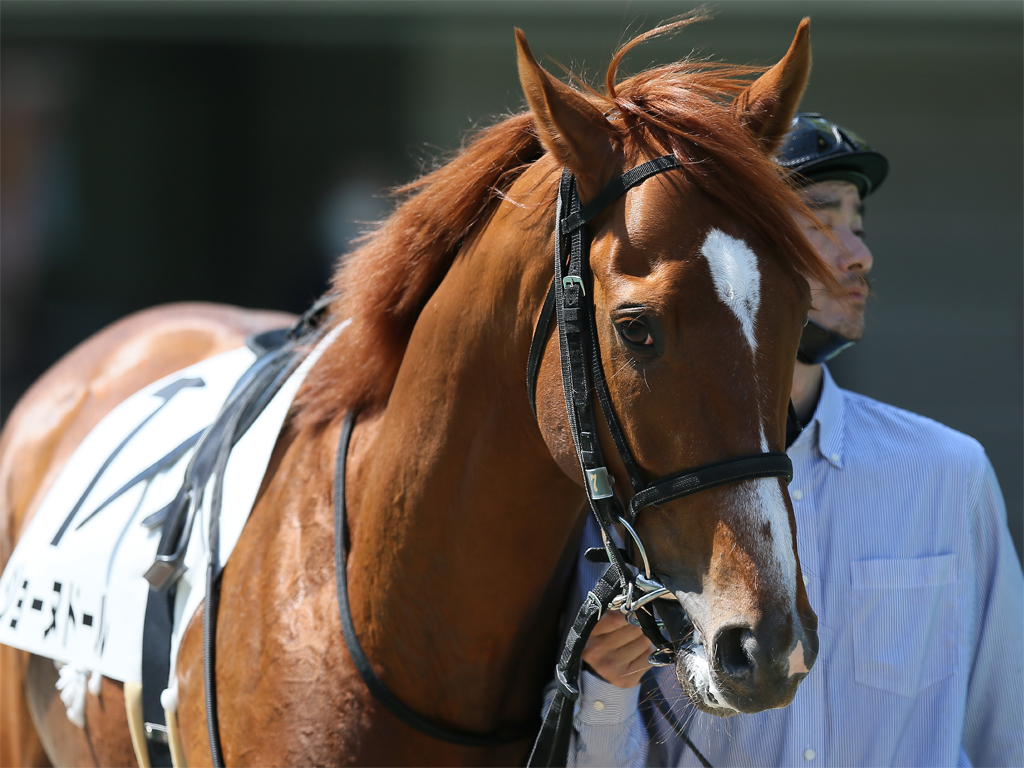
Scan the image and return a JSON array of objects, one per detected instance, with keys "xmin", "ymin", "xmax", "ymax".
[
  {"xmin": 657, "ymin": 617, "xmax": 737, "ymax": 717},
  {"xmin": 675, "ymin": 640, "xmax": 739, "ymax": 716},
  {"xmin": 650, "ymin": 598, "xmax": 737, "ymax": 716}
]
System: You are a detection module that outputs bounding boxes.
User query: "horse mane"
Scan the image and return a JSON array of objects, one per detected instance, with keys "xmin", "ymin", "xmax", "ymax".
[{"xmin": 294, "ymin": 17, "xmax": 834, "ymax": 429}]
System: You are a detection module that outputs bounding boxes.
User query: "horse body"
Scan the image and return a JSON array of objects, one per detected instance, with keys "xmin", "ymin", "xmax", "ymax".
[{"xmin": 3, "ymin": 18, "xmax": 831, "ymax": 767}]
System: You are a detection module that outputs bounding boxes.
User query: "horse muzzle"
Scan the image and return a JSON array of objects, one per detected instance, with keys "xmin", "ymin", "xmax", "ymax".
[{"xmin": 665, "ymin": 595, "xmax": 819, "ymax": 716}]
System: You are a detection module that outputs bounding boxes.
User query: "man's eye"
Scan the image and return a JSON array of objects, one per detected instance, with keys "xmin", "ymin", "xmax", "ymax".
[{"xmin": 617, "ymin": 318, "xmax": 654, "ymax": 347}]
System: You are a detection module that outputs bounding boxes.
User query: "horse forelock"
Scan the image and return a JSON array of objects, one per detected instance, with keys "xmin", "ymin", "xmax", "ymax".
[{"xmin": 294, "ymin": 17, "xmax": 832, "ymax": 430}]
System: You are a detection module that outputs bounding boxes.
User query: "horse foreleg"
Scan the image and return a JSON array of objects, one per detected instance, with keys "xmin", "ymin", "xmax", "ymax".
[
  {"xmin": 19, "ymin": 654, "xmax": 138, "ymax": 768},
  {"xmin": 0, "ymin": 646, "xmax": 49, "ymax": 768}
]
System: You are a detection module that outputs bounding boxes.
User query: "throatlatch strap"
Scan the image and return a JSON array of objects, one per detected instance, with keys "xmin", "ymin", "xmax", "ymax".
[{"xmin": 333, "ymin": 412, "xmax": 536, "ymax": 748}]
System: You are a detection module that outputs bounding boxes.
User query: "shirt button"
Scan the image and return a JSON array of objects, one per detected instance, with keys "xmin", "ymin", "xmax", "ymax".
[
  {"xmin": 830, "ymin": 453, "xmax": 840, "ymax": 463},
  {"xmin": 802, "ymin": 573, "xmax": 810, "ymax": 587},
  {"xmin": 804, "ymin": 748, "xmax": 816, "ymax": 761},
  {"xmin": 792, "ymin": 489, "xmax": 803, "ymax": 501},
  {"xmin": 593, "ymin": 700, "xmax": 605, "ymax": 711}
]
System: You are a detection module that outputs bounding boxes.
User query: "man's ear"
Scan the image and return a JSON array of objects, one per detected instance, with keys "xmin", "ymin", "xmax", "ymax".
[
  {"xmin": 733, "ymin": 18, "xmax": 812, "ymax": 154},
  {"xmin": 515, "ymin": 28, "xmax": 620, "ymax": 194}
]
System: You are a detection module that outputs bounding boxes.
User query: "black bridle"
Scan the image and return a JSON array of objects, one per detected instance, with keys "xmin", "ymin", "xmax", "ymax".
[
  {"xmin": 526, "ymin": 156, "xmax": 792, "ymax": 654},
  {"xmin": 526, "ymin": 156, "xmax": 796, "ymax": 767}
]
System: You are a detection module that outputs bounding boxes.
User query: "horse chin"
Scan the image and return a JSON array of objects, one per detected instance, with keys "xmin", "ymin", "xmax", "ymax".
[{"xmin": 674, "ymin": 643, "xmax": 739, "ymax": 718}]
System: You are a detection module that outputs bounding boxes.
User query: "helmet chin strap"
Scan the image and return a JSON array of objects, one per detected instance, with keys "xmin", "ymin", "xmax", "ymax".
[{"xmin": 797, "ymin": 319, "xmax": 856, "ymax": 365}]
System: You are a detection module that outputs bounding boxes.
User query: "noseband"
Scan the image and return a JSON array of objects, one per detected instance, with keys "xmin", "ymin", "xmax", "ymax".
[{"xmin": 526, "ymin": 156, "xmax": 793, "ymax": 659}]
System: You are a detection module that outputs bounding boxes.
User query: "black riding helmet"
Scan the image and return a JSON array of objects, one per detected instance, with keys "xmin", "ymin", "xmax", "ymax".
[
  {"xmin": 777, "ymin": 112, "xmax": 888, "ymax": 199},
  {"xmin": 779, "ymin": 113, "xmax": 889, "ymax": 367}
]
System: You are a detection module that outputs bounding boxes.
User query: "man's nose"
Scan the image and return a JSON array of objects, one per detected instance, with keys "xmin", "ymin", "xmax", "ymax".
[{"xmin": 838, "ymin": 228, "xmax": 873, "ymax": 275}]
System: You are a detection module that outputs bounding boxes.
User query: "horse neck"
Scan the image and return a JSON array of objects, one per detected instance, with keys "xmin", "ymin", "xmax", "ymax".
[{"xmin": 344, "ymin": 178, "xmax": 585, "ymax": 734}]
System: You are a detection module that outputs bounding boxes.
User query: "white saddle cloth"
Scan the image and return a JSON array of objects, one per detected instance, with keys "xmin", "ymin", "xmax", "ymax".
[{"xmin": 0, "ymin": 323, "xmax": 343, "ymax": 684}]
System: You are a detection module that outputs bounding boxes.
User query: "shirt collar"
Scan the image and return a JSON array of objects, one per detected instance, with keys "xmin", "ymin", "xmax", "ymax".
[{"xmin": 812, "ymin": 364, "xmax": 845, "ymax": 468}]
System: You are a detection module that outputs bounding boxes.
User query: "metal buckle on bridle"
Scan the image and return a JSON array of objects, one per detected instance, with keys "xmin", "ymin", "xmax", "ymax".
[{"xmin": 561, "ymin": 275, "xmax": 585, "ymax": 296}]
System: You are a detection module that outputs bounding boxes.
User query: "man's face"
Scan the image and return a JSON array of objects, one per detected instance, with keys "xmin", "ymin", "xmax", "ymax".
[{"xmin": 797, "ymin": 180, "xmax": 874, "ymax": 341}]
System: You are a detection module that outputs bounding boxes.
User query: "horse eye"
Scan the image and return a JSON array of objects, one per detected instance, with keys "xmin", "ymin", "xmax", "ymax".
[{"xmin": 617, "ymin": 318, "xmax": 654, "ymax": 347}]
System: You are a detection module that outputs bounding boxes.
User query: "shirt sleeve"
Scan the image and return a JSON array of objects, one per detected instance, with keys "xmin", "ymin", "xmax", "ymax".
[
  {"xmin": 961, "ymin": 456, "xmax": 1024, "ymax": 767},
  {"xmin": 568, "ymin": 670, "xmax": 648, "ymax": 768}
]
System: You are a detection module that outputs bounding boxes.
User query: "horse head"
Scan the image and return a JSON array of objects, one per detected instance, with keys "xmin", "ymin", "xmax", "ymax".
[{"xmin": 517, "ymin": 19, "xmax": 824, "ymax": 715}]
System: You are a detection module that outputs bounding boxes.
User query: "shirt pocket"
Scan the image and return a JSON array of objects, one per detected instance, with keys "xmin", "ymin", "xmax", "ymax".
[{"xmin": 850, "ymin": 554, "xmax": 956, "ymax": 698}]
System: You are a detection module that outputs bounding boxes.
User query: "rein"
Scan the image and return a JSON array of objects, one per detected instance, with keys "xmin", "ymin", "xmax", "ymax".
[{"xmin": 333, "ymin": 411, "xmax": 539, "ymax": 748}]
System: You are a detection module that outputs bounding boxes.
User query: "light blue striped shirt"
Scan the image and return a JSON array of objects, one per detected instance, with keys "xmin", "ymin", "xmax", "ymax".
[{"xmin": 565, "ymin": 366, "xmax": 1024, "ymax": 767}]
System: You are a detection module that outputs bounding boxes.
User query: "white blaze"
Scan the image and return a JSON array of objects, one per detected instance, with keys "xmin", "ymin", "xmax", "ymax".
[
  {"xmin": 699, "ymin": 229, "xmax": 762, "ymax": 351},
  {"xmin": 729, "ymin": 476, "xmax": 798, "ymax": 602}
]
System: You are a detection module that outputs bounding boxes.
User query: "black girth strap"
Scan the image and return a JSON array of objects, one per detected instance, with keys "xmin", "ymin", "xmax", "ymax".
[
  {"xmin": 333, "ymin": 411, "xmax": 537, "ymax": 748},
  {"xmin": 140, "ymin": 330, "xmax": 301, "ymax": 768}
]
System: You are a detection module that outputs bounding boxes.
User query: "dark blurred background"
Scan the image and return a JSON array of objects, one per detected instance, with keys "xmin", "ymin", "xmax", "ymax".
[{"xmin": 2, "ymin": 1, "xmax": 1021, "ymax": 560}]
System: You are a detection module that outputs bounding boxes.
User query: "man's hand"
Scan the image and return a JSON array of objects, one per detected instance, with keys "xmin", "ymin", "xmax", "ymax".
[{"xmin": 581, "ymin": 611, "xmax": 655, "ymax": 689}]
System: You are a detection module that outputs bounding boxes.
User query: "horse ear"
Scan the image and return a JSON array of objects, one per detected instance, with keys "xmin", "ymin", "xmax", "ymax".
[
  {"xmin": 515, "ymin": 28, "xmax": 619, "ymax": 190},
  {"xmin": 734, "ymin": 18, "xmax": 812, "ymax": 154}
]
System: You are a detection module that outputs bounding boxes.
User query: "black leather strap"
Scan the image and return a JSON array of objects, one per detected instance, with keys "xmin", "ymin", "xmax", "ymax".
[
  {"xmin": 140, "ymin": 586, "xmax": 175, "ymax": 766},
  {"xmin": 627, "ymin": 452, "xmax": 792, "ymax": 521},
  {"xmin": 561, "ymin": 155, "xmax": 683, "ymax": 234},
  {"xmin": 527, "ymin": 565, "xmax": 622, "ymax": 767},
  {"xmin": 136, "ymin": 335, "xmax": 299, "ymax": 768},
  {"xmin": 583, "ymin": 279, "xmax": 646, "ymax": 494},
  {"xmin": 333, "ymin": 412, "xmax": 536, "ymax": 748}
]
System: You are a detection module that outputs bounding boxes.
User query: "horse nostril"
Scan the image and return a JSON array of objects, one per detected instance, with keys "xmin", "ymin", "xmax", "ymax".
[{"xmin": 714, "ymin": 626, "xmax": 756, "ymax": 679}]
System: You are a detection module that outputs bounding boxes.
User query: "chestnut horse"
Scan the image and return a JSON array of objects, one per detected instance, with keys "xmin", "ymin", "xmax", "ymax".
[{"xmin": 1, "ymin": 18, "xmax": 828, "ymax": 767}]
